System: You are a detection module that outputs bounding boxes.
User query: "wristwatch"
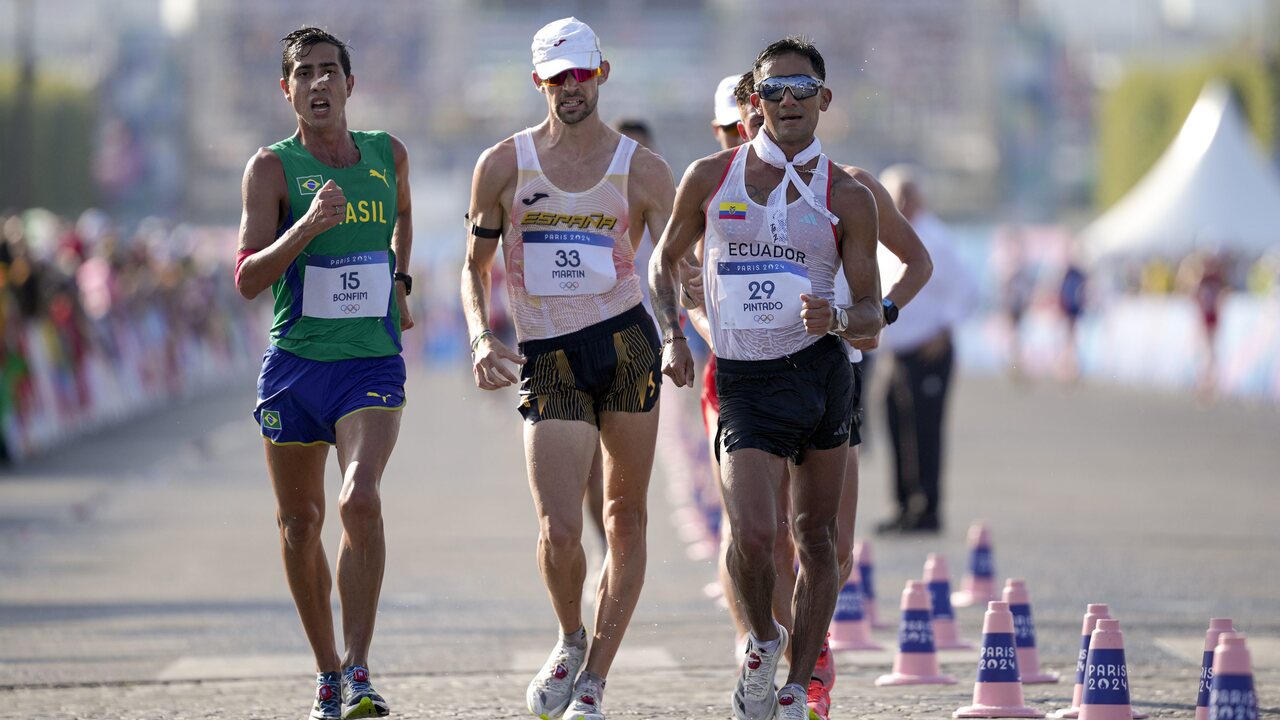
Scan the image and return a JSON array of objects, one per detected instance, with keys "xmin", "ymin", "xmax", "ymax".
[
  {"xmin": 830, "ymin": 306, "xmax": 849, "ymax": 335},
  {"xmin": 882, "ymin": 298, "xmax": 899, "ymax": 325},
  {"xmin": 394, "ymin": 272, "xmax": 413, "ymax": 296}
]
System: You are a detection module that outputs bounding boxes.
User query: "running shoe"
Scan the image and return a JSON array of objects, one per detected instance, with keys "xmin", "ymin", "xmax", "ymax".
[
  {"xmin": 562, "ymin": 672, "xmax": 606, "ymax": 720},
  {"xmin": 340, "ymin": 665, "xmax": 389, "ymax": 719},
  {"xmin": 527, "ymin": 637, "xmax": 587, "ymax": 719},
  {"xmin": 309, "ymin": 671, "xmax": 342, "ymax": 720},
  {"xmin": 731, "ymin": 623, "xmax": 788, "ymax": 720},
  {"xmin": 806, "ymin": 678, "xmax": 831, "ymax": 720},
  {"xmin": 776, "ymin": 684, "xmax": 809, "ymax": 720},
  {"xmin": 811, "ymin": 633, "xmax": 835, "ymax": 689}
]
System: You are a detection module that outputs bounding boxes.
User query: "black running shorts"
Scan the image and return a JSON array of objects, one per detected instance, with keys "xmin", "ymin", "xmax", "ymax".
[
  {"xmin": 517, "ymin": 303, "xmax": 662, "ymax": 426},
  {"xmin": 848, "ymin": 360, "xmax": 864, "ymax": 447},
  {"xmin": 715, "ymin": 334, "xmax": 855, "ymax": 464}
]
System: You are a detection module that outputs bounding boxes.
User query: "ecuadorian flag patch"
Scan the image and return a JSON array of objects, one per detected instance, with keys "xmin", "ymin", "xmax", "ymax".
[{"xmin": 718, "ymin": 202, "xmax": 747, "ymax": 220}]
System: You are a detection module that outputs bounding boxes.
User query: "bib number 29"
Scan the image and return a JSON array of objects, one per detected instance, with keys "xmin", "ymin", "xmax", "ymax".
[{"xmin": 748, "ymin": 280, "xmax": 775, "ymax": 300}]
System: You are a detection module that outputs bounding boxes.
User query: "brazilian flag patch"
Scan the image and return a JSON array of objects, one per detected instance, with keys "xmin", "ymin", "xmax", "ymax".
[
  {"xmin": 262, "ymin": 410, "xmax": 282, "ymax": 431},
  {"xmin": 297, "ymin": 175, "xmax": 324, "ymax": 195}
]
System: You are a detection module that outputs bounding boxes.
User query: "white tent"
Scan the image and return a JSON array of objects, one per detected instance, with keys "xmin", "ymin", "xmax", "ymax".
[{"xmin": 1082, "ymin": 81, "xmax": 1280, "ymax": 261}]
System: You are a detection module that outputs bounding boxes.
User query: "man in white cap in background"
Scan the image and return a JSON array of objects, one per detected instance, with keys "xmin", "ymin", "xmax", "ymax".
[{"xmin": 460, "ymin": 16, "xmax": 676, "ymax": 720}]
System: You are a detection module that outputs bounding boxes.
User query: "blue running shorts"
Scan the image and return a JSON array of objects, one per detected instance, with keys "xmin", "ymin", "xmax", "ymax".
[{"xmin": 254, "ymin": 345, "xmax": 406, "ymax": 446}]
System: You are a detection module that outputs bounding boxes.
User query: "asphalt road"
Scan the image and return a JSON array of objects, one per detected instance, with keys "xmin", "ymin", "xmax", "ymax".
[{"xmin": 1, "ymin": 364, "xmax": 1276, "ymax": 718}]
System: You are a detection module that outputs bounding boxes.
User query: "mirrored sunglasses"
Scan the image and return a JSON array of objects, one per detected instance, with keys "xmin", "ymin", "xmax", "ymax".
[
  {"xmin": 538, "ymin": 66, "xmax": 602, "ymax": 87},
  {"xmin": 756, "ymin": 74, "xmax": 824, "ymax": 102}
]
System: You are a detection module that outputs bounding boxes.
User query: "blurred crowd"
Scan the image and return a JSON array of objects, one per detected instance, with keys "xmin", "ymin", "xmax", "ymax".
[{"xmin": 0, "ymin": 209, "xmax": 266, "ymax": 464}]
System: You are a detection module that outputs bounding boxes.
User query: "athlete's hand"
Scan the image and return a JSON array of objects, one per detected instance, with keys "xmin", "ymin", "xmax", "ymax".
[
  {"xmin": 851, "ymin": 334, "xmax": 879, "ymax": 351},
  {"xmin": 678, "ymin": 259, "xmax": 705, "ymax": 310},
  {"xmin": 396, "ymin": 283, "xmax": 414, "ymax": 331},
  {"xmin": 472, "ymin": 335, "xmax": 526, "ymax": 391},
  {"xmin": 661, "ymin": 338, "xmax": 696, "ymax": 388},
  {"xmin": 303, "ymin": 180, "xmax": 347, "ymax": 236},
  {"xmin": 800, "ymin": 294, "xmax": 835, "ymax": 335}
]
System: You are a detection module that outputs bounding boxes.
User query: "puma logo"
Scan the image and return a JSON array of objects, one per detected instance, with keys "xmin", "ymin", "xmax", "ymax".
[
  {"xmin": 369, "ymin": 168, "xmax": 389, "ymax": 188},
  {"xmin": 366, "ymin": 391, "xmax": 392, "ymax": 404},
  {"xmin": 522, "ymin": 192, "xmax": 550, "ymax": 206}
]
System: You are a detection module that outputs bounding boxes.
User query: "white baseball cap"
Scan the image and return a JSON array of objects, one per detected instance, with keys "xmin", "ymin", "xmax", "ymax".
[
  {"xmin": 713, "ymin": 74, "xmax": 742, "ymax": 126},
  {"xmin": 531, "ymin": 17, "xmax": 602, "ymax": 78}
]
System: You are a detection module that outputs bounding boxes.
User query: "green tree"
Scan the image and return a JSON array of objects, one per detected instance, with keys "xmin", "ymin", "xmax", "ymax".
[{"xmin": 0, "ymin": 68, "xmax": 97, "ymax": 214}]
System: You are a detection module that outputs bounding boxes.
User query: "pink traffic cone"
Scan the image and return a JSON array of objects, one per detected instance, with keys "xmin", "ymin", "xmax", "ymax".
[
  {"xmin": 875, "ymin": 580, "xmax": 957, "ymax": 686},
  {"xmin": 1196, "ymin": 618, "xmax": 1235, "ymax": 720},
  {"xmin": 856, "ymin": 540, "xmax": 891, "ymax": 629},
  {"xmin": 954, "ymin": 601, "xmax": 1044, "ymax": 717},
  {"xmin": 1050, "ymin": 603, "xmax": 1111, "ymax": 719},
  {"xmin": 1078, "ymin": 619, "xmax": 1135, "ymax": 720},
  {"xmin": 925, "ymin": 554, "xmax": 973, "ymax": 649},
  {"xmin": 1003, "ymin": 579, "xmax": 1059, "ymax": 683},
  {"xmin": 1209, "ymin": 633, "xmax": 1258, "ymax": 720},
  {"xmin": 953, "ymin": 522, "xmax": 999, "ymax": 608},
  {"xmin": 829, "ymin": 575, "xmax": 883, "ymax": 651}
]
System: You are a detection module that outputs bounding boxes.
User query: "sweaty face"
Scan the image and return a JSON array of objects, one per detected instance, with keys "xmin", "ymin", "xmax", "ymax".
[
  {"xmin": 753, "ymin": 53, "xmax": 829, "ymax": 146},
  {"xmin": 541, "ymin": 65, "xmax": 606, "ymax": 125},
  {"xmin": 283, "ymin": 42, "xmax": 352, "ymax": 130}
]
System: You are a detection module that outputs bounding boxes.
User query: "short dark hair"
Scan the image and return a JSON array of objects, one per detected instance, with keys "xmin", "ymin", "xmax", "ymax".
[
  {"xmin": 753, "ymin": 36, "xmax": 826, "ymax": 82},
  {"xmin": 281, "ymin": 27, "xmax": 352, "ymax": 79},
  {"xmin": 733, "ymin": 71, "xmax": 754, "ymax": 107},
  {"xmin": 614, "ymin": 118, "xmax": 654, "ymax": 148}
]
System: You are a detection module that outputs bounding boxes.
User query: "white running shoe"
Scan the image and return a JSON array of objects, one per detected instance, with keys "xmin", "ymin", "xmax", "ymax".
[
  {"xmin": 562, "ymin": 672, "xmax": 606, "ymax": 720},
  {"xmin": 732, "ymin": 623, "xmax": 789, "ymax": 720},
  {"xmin": 527, "ymin": 637, "xmax": 586, "ymax": 719},
  {"xmin": 775, "ymin": 684, "xmax": 808, "ymax": 720}
]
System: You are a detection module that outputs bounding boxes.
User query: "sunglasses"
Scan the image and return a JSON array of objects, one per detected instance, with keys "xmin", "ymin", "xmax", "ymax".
[
  {"xmin": 537, "ymin": 66, "xmax": 602, "ymax": 87},
  {"xmin": 756, "ymin": 74, "xmax": 824, "ymax": 102}
]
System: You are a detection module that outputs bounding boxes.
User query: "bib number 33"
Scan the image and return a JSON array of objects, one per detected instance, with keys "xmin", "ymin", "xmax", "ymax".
[{"xmin": 523, "ymin": 230, "xmax": 618, "ymax": 296}]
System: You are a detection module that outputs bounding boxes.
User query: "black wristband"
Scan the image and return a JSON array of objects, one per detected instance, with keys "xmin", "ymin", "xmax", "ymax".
[{"xmin": 393, "ymin": 272, "xmax": 413, "ymax": 296}]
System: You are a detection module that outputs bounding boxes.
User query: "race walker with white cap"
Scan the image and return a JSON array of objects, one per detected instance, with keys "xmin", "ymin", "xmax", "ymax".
[{"xmin": 460, "ymin": 16, "xmax": 676, "ymax": 720}]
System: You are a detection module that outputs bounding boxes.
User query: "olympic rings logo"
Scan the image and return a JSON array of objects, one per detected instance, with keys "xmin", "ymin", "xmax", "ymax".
[
  {"xmin": 560, "ymin": 281, "xmax": 580, "ymax": 291},
  {"xmin": 340, "ymin": 304, "xmax": 362, "ymax": 314},
  {"xmin": 753, "ymin": 314, "xmax": 775, "ymax": 324}
]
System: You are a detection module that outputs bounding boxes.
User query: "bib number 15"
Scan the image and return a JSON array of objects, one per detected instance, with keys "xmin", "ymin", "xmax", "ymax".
[{"xmin": 340, "ymin": 271, "xmax": 361, "ymax": 290}]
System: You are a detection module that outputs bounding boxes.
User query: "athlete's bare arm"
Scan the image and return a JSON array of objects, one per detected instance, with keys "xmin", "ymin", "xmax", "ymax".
[
  {"xmin": 651, "ymin": 151, "xmax": 734, "ymax": 386},
  {"xmin": 680, "ymin": 243, "xmax": 713, "ymax": 346},
  {"xmin": 235, "ymin": 148, "xmax": 347, "ymax": 299},
  {"xmin": 801, "ymin": 169, "xmax": 883, "ymax": 339},
  {"xmin": 628, "ymin": 145, "xmax": 677, "ymax": 267},
  {"xmin": 390, "ymin": 135, "xmax": 415, "ymax": 330},
  {"xmin": 842, "ymin": 166, "xmax": 931, "ymax": 349},
  {"xmin": 461, "ymin": 139, "xmax": 525, "ymax": 391}
]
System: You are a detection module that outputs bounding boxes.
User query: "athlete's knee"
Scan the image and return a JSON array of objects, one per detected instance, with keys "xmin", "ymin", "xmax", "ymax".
[
  {"xmin": 793, "ymin": 517, "xmax": 837, "ymax": 559},
  {"xmin": 538, "ymin": 513, "xmax": 583, "ymax": 555},
  {"xmin": 278, "ymin": 504, "xmax": 324, "ymax": 549},
  {"xmin": 729, "ymin": 521, "xmax": 775, "ymax": 567},
  {"xmin": 603, "ymin": 503, "xmax": 646, "ymax": 548},
  {"xmin": 338, "ymin": 482, "xmax": 382, "ymax": 528}
]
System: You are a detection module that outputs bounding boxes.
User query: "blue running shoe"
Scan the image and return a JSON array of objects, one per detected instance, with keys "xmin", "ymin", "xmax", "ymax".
[
  {"xmin": 341, "ymin": 665, "xmax": 390, "ymax": 719},
  {"xmin": 309, "ymin": 671, "xmax": 342, "ymax": 720}
]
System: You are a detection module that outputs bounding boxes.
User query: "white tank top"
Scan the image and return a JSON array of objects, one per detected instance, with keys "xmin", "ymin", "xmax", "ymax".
[
  {"xmin": 702, "ymin": 145, "xmax": 841, "ymax": 361},
  {"xmin": 504, "ymin": 129, "xmax": 645, "ymax": 342}
]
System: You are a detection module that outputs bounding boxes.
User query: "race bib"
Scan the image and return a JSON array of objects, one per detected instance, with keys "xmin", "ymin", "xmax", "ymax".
[
  {"xmin": 523, "ymin": 230, "xmax": 618, "ymax": 296},
  {"xmin": 716, "ymin": 258, "xmax": 811, "ymax": 330},
  {"xmin": 302, "ymin": 251, "xmax": 392, "ymax": 319}
]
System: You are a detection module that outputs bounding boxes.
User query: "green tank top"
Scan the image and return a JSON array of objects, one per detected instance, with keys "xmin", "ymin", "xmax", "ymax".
[{"xmin": 268, "ymin": 131, "xmax": 401, "ymax": 361}]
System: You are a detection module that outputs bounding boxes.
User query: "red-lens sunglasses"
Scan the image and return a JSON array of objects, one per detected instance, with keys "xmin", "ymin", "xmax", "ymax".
[{"xmin": 537, "ymin": 67, "xmax": 602, "ymax": 87}]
